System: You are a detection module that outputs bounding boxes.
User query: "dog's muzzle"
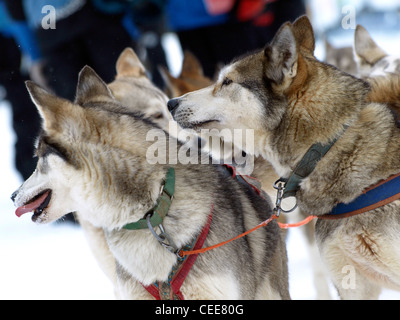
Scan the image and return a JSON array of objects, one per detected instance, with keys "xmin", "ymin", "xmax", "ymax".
[
  {"xmin": 167, "ymin": 98, "xmax": 180, "ymax": 115},
  {"xmin": 11, "ymin": 189, "xmax": 19, "ymax": 203}
]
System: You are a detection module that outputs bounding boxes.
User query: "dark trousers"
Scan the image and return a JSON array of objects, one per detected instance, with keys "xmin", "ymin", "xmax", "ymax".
[
  {"xmin": 177, "ymin": 21, "xmax": 264, "ymax": 79},
  {"xmin": 41, "ymin": 22, "xmax": 133, "ymax": 101},
  {"xmin": 0, "ymin": 34, "xmax": 40, "ymax": 180},
  {"xmin": 176, "ymin": 0, "xmax": 306, "ymax": 79}
]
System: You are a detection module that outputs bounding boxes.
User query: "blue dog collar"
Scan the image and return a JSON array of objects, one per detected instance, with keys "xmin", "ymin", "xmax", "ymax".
[{"xmin": 324, "ymin": 173, "xmax": 400, "ymax": 219}]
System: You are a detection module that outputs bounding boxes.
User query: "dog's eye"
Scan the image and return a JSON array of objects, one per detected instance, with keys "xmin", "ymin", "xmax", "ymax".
[
  {"xmin": 152, "ymin": 112, "xmax": 164, "ymax": 120},
  {"xmin": 222, "ymin": 78, "xmax": 232, "ymax": 87}
]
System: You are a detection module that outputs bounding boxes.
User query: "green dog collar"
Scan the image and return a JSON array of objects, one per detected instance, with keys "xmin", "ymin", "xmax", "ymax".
[
  {"xmin": 123, "ymin": 167, "xmax": 175, "ymax": 230},
  {"xmin": 282, "ymin": 125, "xmax": 348, "ymax": 199}
]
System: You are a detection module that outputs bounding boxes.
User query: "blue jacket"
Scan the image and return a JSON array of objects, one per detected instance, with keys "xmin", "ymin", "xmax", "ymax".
[
  {"xmin": 23, "ymin": 0, "xmax": 86, "ymax": 28},
  {"xmin": 0, "ymin": 0, "xmax": 41, "ymax": 61},
  {"xmin": 166, "ymin": 0, "xmax": 230, "ymax": 31}
]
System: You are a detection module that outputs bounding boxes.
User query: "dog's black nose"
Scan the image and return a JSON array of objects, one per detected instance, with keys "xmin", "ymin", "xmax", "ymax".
[
  {"xmin": 11, "ymin": 190, "xmax": 18, "ymax": 202},
  {"xmin": 167, "ymin": 98, "xmax": 180, "ymax": 113}
]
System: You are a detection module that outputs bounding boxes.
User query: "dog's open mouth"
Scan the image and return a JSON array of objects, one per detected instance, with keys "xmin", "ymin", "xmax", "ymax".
[
  {"xmin": 15, "ymin": 190, "xmax": 52, "ymax": 220},
  {"xmin": 184, "ymin": 119, "xmax": 219, "ymax": 129},
  {"xmin": 196, "ymin": 120, "xmax": 218, "ymax": 126}
]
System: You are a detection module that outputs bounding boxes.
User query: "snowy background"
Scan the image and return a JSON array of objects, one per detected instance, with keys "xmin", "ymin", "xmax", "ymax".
[{"xmin": 1, "ymin": 0, "xmax": 400, "ymax": 300}]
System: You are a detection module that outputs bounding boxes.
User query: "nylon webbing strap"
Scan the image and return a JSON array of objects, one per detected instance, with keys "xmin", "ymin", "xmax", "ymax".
[
  {"xmin": 123, "ymin": 167, "xmax": 175, "ymax": 230},
  {"xmin": 283, "ymin": 141, "xmax": 336, "ymax": 198}
]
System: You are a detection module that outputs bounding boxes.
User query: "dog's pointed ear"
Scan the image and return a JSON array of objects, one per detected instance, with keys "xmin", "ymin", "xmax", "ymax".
[
  {"xmin": 354, "ymin": 25, "xmax": 387, "ymax": 65},
  {"xmin": 116, "ymin": 47, "xmax": 146, "ymax": 78},
  {"xmin": 180, "ymin": 51, "xmax": 204, "ymax": 77},
  {"xmin": 158, "ymin": 65, "xmax": 180, "ymax": 97},
  {"xmin": 26, "ymin": 81, "xmax": 78, "ymax": 132},
  {"xmin": 75, "ymin": 65, "xmax": 114, "ymax": 105},
  {"xmin": 26, "ymin": 80, "xmax": 66, "ymax": 118},
  {"xmin": 264, "ymin": 23, "xmax": 298, "ymax": 84},
  {"xmin": 324, "ymin": 38, "xmax": 333, "ymax": 51},
  {"xmin": 292, "ymin": 15, "xmax": 315, "ymax": 53}
]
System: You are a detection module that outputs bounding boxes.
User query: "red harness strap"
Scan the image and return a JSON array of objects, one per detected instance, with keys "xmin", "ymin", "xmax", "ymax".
[
  {"xmin": 223, "ymin": 164, "xmax": 268, "ymax": 199},
  {"xmin": 143, "ymin": 206, "xmax": 214, "ymax": 300}
]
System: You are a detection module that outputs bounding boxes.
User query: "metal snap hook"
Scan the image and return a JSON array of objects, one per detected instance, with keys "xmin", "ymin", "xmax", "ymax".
[
  {"xmin": 146, "ymin": 214, "xmax": 179, "ymax": 255},
  {"xmin": 273, "ymin": 178, "xmax": 297, "ymax": 216}
]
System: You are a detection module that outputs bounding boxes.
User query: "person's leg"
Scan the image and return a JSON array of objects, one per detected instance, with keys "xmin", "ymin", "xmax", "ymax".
[
  {"xmin": 83, "ymin": 20, "xmax": 133, "ymax": 84},
  {"xmin": 42, "ymin": 40, "xmax": 86, "ymax": 101},
  {"xmin": 177, "ymin": 27, "xmax": 219, "ymax": 79},
  {"xmin": 177, "ymin": 21, "xmax": 258, "ymax": 79},
  {"xmin": 0, "ymin": 35, "xmax": 40, "ymax": 180}
]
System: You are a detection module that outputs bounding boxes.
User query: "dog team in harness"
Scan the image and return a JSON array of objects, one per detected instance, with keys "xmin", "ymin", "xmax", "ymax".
[{"xmin": 9, "ymin": 1, "xmax": 400, "ymax": 300}]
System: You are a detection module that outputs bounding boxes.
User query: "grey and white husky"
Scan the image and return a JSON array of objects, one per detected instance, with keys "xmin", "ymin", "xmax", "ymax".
[
  {"xmin": 169, "ymin": 16, "xmax": 400, "ymax": 299},
  {"xmin": 11, "ymin": 65, "xmax": 290, "ymax": 300}
]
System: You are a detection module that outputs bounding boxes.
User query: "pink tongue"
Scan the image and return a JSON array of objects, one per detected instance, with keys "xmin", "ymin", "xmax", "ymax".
[{"xmin": 15, "ymin": 191, "xmax": 50, "ymax": 217}]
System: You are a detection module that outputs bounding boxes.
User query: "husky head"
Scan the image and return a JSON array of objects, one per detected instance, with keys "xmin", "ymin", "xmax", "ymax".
[
  {"xmin": 11, "ymin": 66, "xmax": 166, "ymax": 228},
  {"xmin": 355, "ymin": 25, "xmax": 400, "ymax": 78},
  {"xmin": 324, "ymin": 40, "xmax": 357, "ymax": 76},
  {"xmin": 168, "ymin": 16, "xmax": 315, "ymax": 155},
  {"xmin": 108, "ymin": 48, "xmax": 172, "ymax": 130},
  {"xmin": 168, "ymin": 16, "xmax": 369, "ymax": 175}
]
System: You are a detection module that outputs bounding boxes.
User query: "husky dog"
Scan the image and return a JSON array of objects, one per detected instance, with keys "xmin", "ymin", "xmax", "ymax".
[
  {"xmin": 108, "ymin": 48, "xmax": 173, "ymax": 129},
  {"xmin": 57, "ymin": 48, "xmax": 205, "ymax": 296},
  {"xmin": 324, "ymin": 40, "xmax": 357, "ymax": 76},
  {"xmin": 74, "ymin": 48, "xmax": 175, "ymax": 291},
  {"xmin": 165, "ymin": 44, "xmax": 332, "ymax": 299},
  {"xmin": 169, "ymin": 15, "xmax": 400, "ymax": 299},
  {"xmin": 354, "ymin": 25, "xmax": 400, "ymax": 117},
  {"xmin": 75, "ymin": 48, "xmax": 174, "ymax": 291},
  {"xmin": 11, "ymin": 65, "xmax": 290, "ymax": 300},
  {"xmin": 354, "ymin": 25, "xmax": 400, "ymax": 78}
]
